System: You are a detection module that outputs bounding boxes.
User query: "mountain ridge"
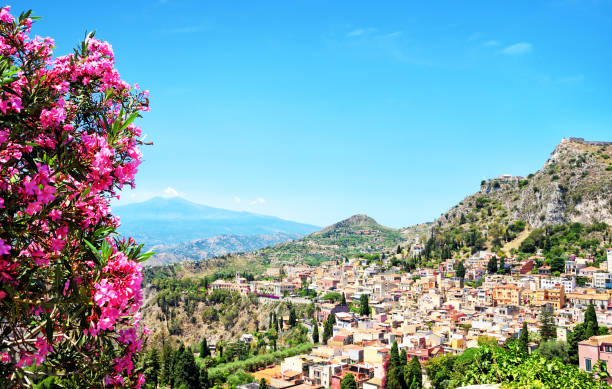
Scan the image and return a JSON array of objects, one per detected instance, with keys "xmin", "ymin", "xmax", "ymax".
[
  {"xmin": 436, "ymin": 137, "xmax": 612, "ymax": 230},
  {"xmin": 420, "ymin": 137, "xmax": 612, "ymax": 257},
  {"xmin": 114, "ymin": 196, "xmax": 320, "ymax": 246},
  {"xmin": 146, "ymin": 232, "xmax": 303, "ymax": 267}
]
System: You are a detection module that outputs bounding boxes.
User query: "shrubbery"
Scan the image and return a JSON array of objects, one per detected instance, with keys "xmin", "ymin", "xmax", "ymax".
[
  {"xmin": 205, "ymin": 343, "xmax": 313, "ymax": 384},
  {"xmin": 0, "ymin": 7, "xmax": 149, "ymax": 386},
  {"xmin": 426, "ymin": 342, "xmax": 609, "ymax": 389}
]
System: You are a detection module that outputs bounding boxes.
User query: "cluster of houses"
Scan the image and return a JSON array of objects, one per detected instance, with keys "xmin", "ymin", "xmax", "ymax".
[{"xmin": 224, "ymin": 247, "xmax": 612, "ymax": 387}]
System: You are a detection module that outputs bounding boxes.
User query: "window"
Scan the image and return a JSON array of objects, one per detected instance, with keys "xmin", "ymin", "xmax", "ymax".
[
  {"xmin": 606, "ymin": 345, "xmax": 612, "ymax": 353},
  {"xmin": 586, "ymin": 358, "xmax": 592, "ymax": 372}
]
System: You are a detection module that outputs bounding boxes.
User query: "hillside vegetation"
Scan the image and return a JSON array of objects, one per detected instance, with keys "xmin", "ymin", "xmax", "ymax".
[
  {"xmin": 147, "ymin": 232, "xmax": 302, "ymax": 267},
  {"xmin": 422, "ymin": 138, "xmax": 612, "ymax": 259},
  {"xmin": 226, "ymin": 214, "xmax": 407, "ymax": 267}
]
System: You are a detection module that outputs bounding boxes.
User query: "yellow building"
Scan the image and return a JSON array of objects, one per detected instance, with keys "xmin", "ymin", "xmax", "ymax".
[
  {"xmin": 363, "ymin": 346, "xmax": 389, "ymax": 366},
  {"xmin": 527, "ymin": 285, "xmax": 566, "ymax": 310},
  {"xmin": 491, "ymin": 284, "xmax": 522, "ymax": 306},
  {"xmin": 450, "ymin": 338, "xmax": 466, "ymax": 350}
]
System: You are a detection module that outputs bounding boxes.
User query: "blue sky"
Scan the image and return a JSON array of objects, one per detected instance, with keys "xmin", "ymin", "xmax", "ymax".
[{"xmin": 25, "ymin": 1, "xmax": 612, "ymax": 228}]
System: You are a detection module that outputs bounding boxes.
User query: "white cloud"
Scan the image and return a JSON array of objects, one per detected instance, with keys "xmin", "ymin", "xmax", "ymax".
[
  {"xmin": 233, "ymin": 196, "xmax": 241, "ymax": 203},
  {"xmin": 384, "ymin": 31, "xmax": 402, "ymax": 39},
  {"xmin": 347, "ymin": 28, "xmax": 376, "ymax": 37},
  {"xmin": 162, "ymin": 187, "xmax": 179, "ymax": 198},
  {"xmin": 250, "ymin": 197, "xmax": 266, "ymax": 205},
  {"xmin": 483, "ymin": 40, "xmax": 501, "ymax": 47},
  {"xmin": 501, "ymin": 42, "xmax": 533, "ymax": 55}
]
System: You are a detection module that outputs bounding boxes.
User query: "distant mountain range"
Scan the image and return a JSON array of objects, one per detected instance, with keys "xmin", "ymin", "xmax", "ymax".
[
  {"xmin": 146, "ymin": 232, "xmax": 303, "ymax": 267},
  {"xmin": 126, "ymin": 138, "xmax": 612, "ymax": 268},
  {"xmin": 114, "ymin": 197, "xmax": 320, "ymax": 247}
]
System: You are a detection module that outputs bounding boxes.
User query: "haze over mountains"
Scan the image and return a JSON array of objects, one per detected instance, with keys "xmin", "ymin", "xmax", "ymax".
[{"xmin": 114, "ymin": 196, "xmax": 320, "ymax": 247}]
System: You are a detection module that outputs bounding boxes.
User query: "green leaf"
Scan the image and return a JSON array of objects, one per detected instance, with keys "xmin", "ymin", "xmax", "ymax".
[
  {"xmin": 45, "ymin": 315, "xmax": 53, "ymax": 342},
  {"xmin": 136, "ymin": 251, "xmax": 156, "ymax": 263},
  {"xmin": 119, "ymin": 112, "xmax": 139, "ymax": 132}
]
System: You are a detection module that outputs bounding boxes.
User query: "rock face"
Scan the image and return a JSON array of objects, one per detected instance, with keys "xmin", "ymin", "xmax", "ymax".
[{"xmin": 437, "ymin": 138, "xmax": 612, "ymax": 230}]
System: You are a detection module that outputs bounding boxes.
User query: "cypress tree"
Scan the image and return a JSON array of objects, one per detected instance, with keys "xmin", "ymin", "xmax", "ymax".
[
  {"xmin": 585, "ymin": 304, "xmax": 599, "ymax": 334},
  {"xmin": 341, "ymin": 292, "xmax": 347, "ymax": 306},
  {"xmin": 323, "ymin": 314, "xmax": 335, "ymax": 344},
  {"xmin": 539, "ymin": 310, "xmax": 556, "ymax": 342},
  {"xmin": 399, "ymin": 349, "xmax": 407, "ymax": 368},
  {"xmin": 259, "ymin": 378, "xmax": 267, "ymax": 389},
  {"xmin": 585, "ymin": 320, "xmax": 598, "ymax": 339},
  {"xmin": 199, "ymin": 338, "xmax": 209, "ymax": 358},
  {"xmin": 499, "ymin": 257, "xmax": 506, "ymax": 274},
  {"xmin": 405, "ymin": 356, "xmax": 422, "ymax": 389},
  {"xmin": 456, "ymin": 261, "xmax": 466, "ymax": 280},
  {"xmin": 487, "ymin": 256, "xmax": 498, "ymax": 274},
  {"xmin": 272, "ymin": 312, "xmax": 278, "ymax": 332},
  {"xmin": 143, "ymin": 347, "xmax": 160, "ymax": 388},
  {"xmin": 289, "ymin": 306, "xmax": 297, "ymax": 328},
  {"xmin": 390, "ymin": 341, "xmax": 400, "ymax": 368},
  {"xmin": 312, "ymin": 320, "xmax": 320, "ymax": 344},
  {"xmin": 359, "ymin": 294, "xmax": 371, "ymax": 316},
  {"xmin": 160, "ymin": 343, "xmax": 173, "ymax": 387},
  {"xmin": 386, "ymin": 341, "xmax": 404, "ymax": 389},
  {"xmin": 519, "ymin": 321, "xmax": 529, "ymax": 353},
  {"xmin": 173, "ymin": 345, "xmax": 199, "ymax": 389}
]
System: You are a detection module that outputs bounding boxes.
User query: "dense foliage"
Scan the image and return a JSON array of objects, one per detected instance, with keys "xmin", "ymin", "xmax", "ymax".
[
  {"xmin": 204, "ymin": 343, "xmax": 313, "ymax": 385},
  {"xmin": 385, "ymin": 341, "xmax": 423, "ymax": 389},
  {"xmin": 144, "ymin": 343, "xmax": 209, "ymax": 389},
  {"xmin": 0, "ymin": 7, "xmax": 150, "ymax": 387},
  {"xmin": 341, "ymin": 373, "xmax": 357, "ymax": 389},
  {"xmin": 425, "ymin": 342, "xmax": 610, "ymax": 389}
]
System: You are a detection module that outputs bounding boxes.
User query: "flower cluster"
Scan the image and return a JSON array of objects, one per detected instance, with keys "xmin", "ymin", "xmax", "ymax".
[{"xmin": 0, "ymin": 6, "xmax": 150, "ymax": 387}]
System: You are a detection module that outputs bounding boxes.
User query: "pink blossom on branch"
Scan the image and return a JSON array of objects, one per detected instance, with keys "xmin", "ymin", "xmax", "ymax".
[{"xmin": 0, "ymin": 6, "xmax": 151, "ymax": 387}]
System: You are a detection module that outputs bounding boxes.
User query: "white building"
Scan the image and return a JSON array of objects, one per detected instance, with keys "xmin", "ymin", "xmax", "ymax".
[
  {"xmin": 593, "ymin": 272, "xmax": 612, "ymax": 289},
  {"xmin": 540, "ymin": 277, "xmax": 576, "ymax": 293},
  {"xmin": 411, "ymin": 244, "xmax": 424, "ymax": 257}
]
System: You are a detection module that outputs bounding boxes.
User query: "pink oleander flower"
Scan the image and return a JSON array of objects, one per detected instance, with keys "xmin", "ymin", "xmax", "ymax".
[
  {"xmin": 0, "ymin": 6, "xmax": 150, "ymax": 387},
  {"xmin": 0, "ymin": 6, "xmax": 13, "ymax": 24},
  {"xmin": 49, "ymin": 238, "xmax": 65, "ymax": 251},
  {"xmin": 0, "ymin": 239, "xmax": 10, "ymax": 255}
]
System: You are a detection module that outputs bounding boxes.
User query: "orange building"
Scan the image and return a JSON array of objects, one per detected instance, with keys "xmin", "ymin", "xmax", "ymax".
[
  {"xmin": 491, "ymin": 284, "xmax": 522, "ymax": 306},
  {"xmin": 524, "ymin": 285, "xmax": 566, "ymax": 310}
]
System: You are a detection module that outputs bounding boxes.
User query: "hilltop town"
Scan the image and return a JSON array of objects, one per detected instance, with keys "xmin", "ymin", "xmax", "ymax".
[
  {"xmin": 143, "ymin": 244, "xmax": 611, "ymax": 387},
  {"xmin": 137, "ymin": 138, "xmax": 612, "ymax": 389}
]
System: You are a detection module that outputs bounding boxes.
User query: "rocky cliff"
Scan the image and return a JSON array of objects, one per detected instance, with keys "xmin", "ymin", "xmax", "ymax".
[{"xmin": 437, "ymin": 138, "xmax": 612, "ymax": 231}]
